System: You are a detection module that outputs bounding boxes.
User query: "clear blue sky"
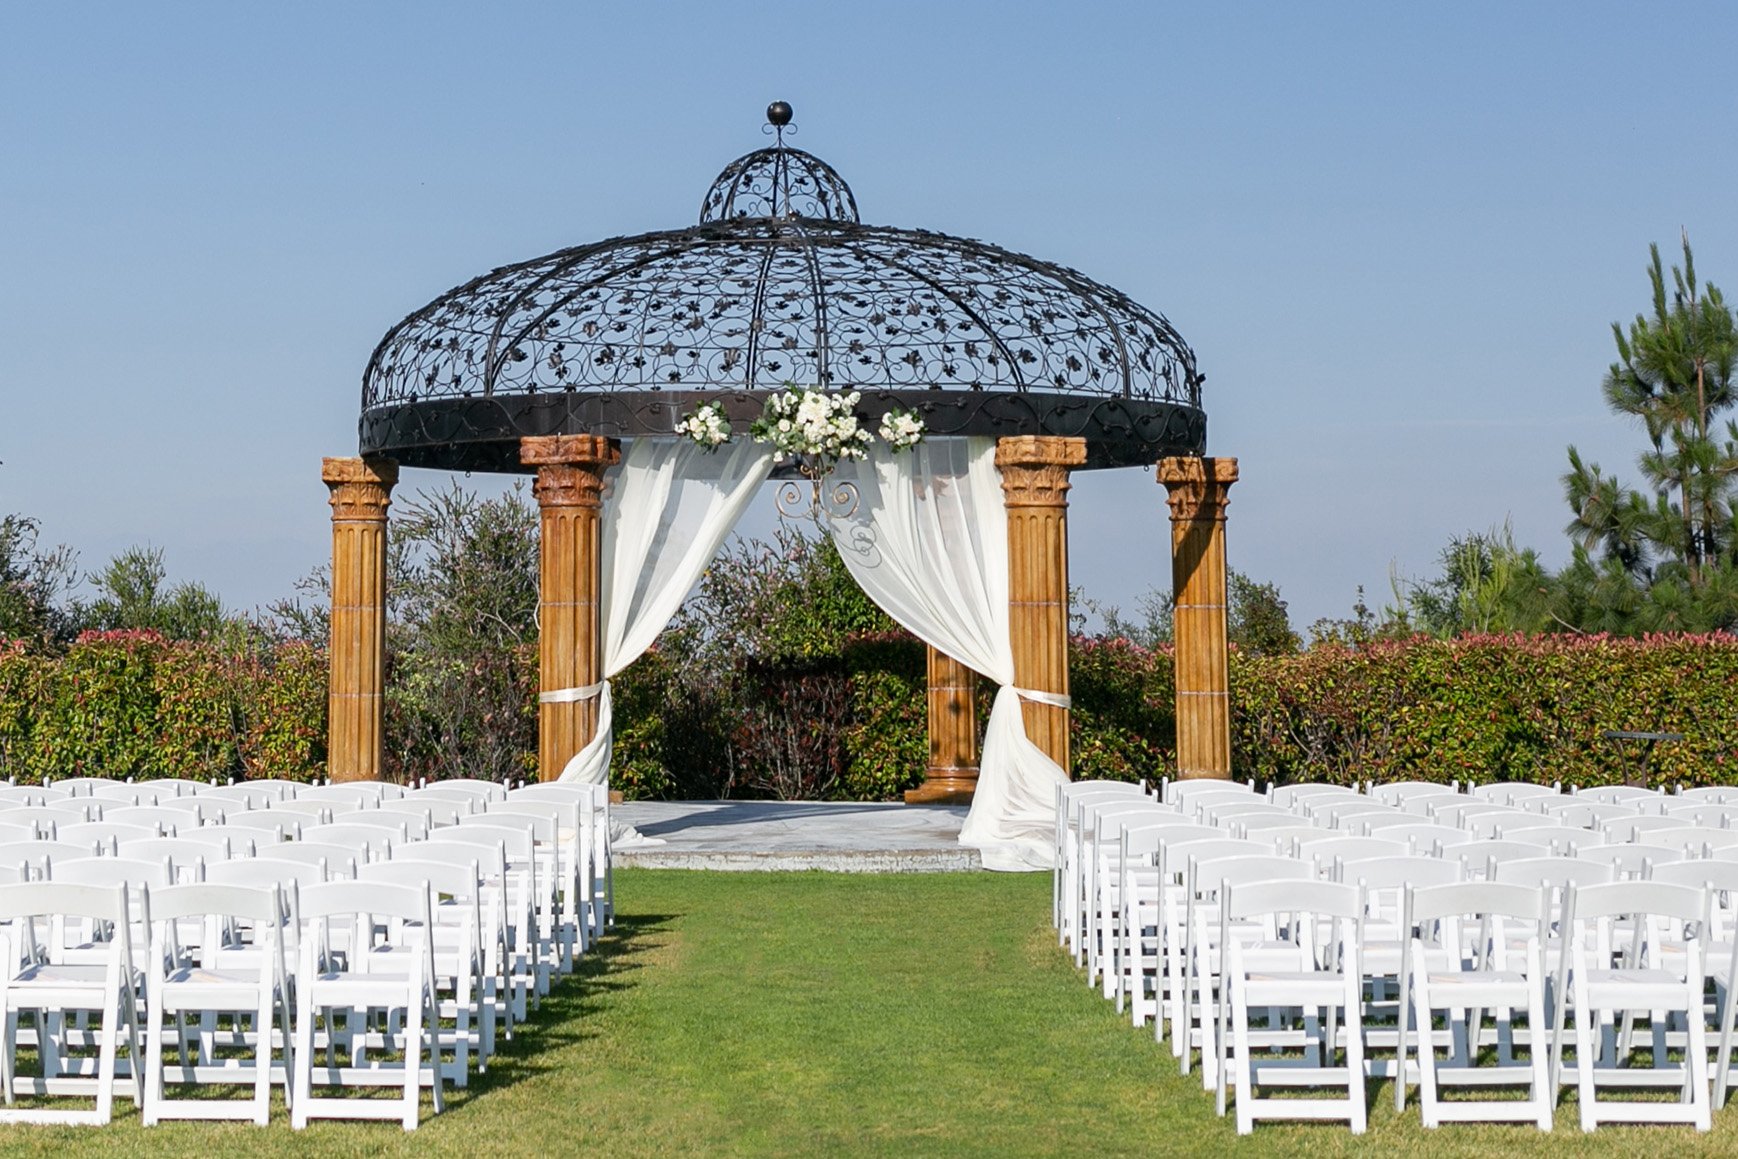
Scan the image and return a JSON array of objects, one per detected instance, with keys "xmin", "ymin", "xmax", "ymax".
[{"xmin": 5, "ymin": 1, "xmax": 1737, "ymax": 631}]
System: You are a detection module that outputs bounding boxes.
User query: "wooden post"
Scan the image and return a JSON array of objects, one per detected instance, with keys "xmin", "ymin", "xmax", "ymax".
[
  {"xmin": 521, "ymin": 434, "xmax": 620, "ymax": 782},
  {"xmin": 996, "ymin": 435, "xmax": 1087, "ymax": 771},
  {"xmin": 904, "ymin": 645, "xmax": 980, "ymax": 804},
  {"xmin": 322, "ymin": 456, "xmax": 397, "ymax": 783},
  {"xmin": 1159, "ymin": 456, "xmax": 1239, "ymax": 780}
]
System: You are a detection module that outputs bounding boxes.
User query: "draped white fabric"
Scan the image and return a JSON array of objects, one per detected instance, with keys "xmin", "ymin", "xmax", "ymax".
[
  {"xmin": 827, "ymin": 438, "xmax": 1067, "ymax": 871},
  {"xmin": 556, "ymin": 438, "xmax": 775, "ymax": 789}
]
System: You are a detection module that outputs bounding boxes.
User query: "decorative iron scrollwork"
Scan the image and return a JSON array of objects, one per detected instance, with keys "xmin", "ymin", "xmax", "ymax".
[{"xmin": 358, "ymin": 103, "xmax": 1207, "ymax": 472}]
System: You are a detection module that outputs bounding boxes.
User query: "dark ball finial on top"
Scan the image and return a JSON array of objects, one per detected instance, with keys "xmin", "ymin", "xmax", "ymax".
[{"xmin": 766, "ymin": 100, "xmax": 793, "ymax": 128}]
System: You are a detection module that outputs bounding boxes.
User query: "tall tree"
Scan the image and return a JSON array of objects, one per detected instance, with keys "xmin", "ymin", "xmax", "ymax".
[
  {"xmin": 1566, "ymin": 236, "xmax": 1738, "ymax": 589},
  {"xmin": 0, "ymin": 514, "xmax": 78, "ymax": 647}
]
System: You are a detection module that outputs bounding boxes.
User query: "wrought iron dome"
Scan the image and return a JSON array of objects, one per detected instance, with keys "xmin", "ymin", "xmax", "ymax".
[{"xmin": 360, "ymin": 103, "xmax": 1207, "ymax": 473}]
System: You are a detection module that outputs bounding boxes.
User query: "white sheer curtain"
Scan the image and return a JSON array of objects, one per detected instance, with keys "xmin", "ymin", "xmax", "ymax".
[
  {"xmin": 826, "ymin": 437, "xmax": 1066, "ymax": 871},
  {"xmin": 555, "ymin": 438, "xmax": 774, "ymax": 786}
]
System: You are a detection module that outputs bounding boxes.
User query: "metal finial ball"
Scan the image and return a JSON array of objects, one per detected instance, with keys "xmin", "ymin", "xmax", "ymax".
[{"xmin": 766, "ymin": 101, "xmax": 793, "ymax": 127}]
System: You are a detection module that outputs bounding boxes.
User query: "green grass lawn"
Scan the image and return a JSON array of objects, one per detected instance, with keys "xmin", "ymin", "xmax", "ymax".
[{"xmin": 7, "ymin": 869, "xmax": 1738, "ymax": 1156}]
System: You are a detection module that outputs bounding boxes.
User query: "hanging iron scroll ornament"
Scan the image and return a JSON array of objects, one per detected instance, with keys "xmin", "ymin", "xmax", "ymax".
[{"xmin": 357, "ymin": 102, "xmax": 1208, "ymax": 475}]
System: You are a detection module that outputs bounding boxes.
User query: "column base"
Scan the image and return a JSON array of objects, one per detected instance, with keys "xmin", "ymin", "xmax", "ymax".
[
  {"xmin": 904, "ymin": 771, "xmax": 979, "ymax": 805},
  {"xmin": 1173, "ymin": 768, "xmax": 1234, "ymax": 782}
]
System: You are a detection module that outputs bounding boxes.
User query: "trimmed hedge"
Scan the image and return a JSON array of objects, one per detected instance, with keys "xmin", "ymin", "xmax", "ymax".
[
  {"xmin": 6, "ymin": 628, "xmax": 1737, "ymax": 794},
  {"xmin": 0, "ymin": 631, "xmax": 326, "ymax": 784},
  {"xmin": 1233, "ymin": 633, "xmax": 1738, "ymax": 788}
]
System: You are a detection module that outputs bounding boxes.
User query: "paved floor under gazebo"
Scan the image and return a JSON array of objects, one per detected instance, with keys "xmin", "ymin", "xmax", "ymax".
[{"xmin": 613, "ymin": 801, "xmax": 981, "ymax": 872}]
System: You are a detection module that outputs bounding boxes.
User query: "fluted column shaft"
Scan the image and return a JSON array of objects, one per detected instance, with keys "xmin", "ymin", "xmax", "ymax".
[
  {"xmin": 1159, "ymin": 456, "xmax": 1239, "ymax": 780},
  {"xmin": 521, "ymin": 434, "xmax": 620, "ymax": 782},
  {"xmin": 996, "ymin": 435, "xmax": 1087, "ymax": 772},
  {"xmin": 323, "ymin": 456, "xmax": 397, "ymax": 783},
  {"xmin": 905, "ymin": 646, "xmax": 981, "ymax": 804}
]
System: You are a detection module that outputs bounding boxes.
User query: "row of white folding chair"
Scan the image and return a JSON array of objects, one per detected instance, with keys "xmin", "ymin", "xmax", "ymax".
[
  {"xmin": 1210, "ymin": 871, "xmax": 1728, "ymax": 1134},
  {"xmin": 0, "ymin": 870, "xmax": 508, "ymax": 1127},
  {"xmin": 0, "ymin": 777, "xmax": 587, "ymax": 925},
  {"xmin": 1057, "ymin": 782, "xmax": 1159, "ymax": 957},
  {"xmin": 1096, "ymin": 791, "xmax": 1738, "ymax": 1020},
  {"xmin": 7, "ymin": 808, "xmax": 559, "ymax": 1016},
  {"xmin": 1079, "ymin": 797, "xmax": 1169, "ymax": 975}
]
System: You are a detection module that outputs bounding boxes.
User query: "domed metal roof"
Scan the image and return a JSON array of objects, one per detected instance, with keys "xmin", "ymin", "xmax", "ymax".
[{"xmin": 359, "ymin": 105, "xmax": 1206, "ymax": 473}]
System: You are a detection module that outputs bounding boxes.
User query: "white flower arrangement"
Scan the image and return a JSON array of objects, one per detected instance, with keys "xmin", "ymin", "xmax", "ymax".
[
  {"xmin": 877, "ymin": 406, "xmax": 926, "ymax": 450},
  {"xmin": 675, "ymin": 401, "xmax": 732, "ymax": 448},
  {"xmin": 749, "ymin": 387, "xmax": 874, "ymax": 470}
]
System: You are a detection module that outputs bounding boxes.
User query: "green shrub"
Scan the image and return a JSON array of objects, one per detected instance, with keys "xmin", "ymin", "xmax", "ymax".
[{"xmin": 1231, "ymin": 633, "xmax": 1738, "ymax": 788}]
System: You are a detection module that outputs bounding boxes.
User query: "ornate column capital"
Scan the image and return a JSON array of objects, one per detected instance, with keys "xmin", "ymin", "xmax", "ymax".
[
  {"xmin": 322, "ymin": 456, "xmax": 398, "ymax": 521},
  {"xmin": 1158, "ymin": 455, "xmax": 1239, "ymax": 523},
  {"xmin": 520, "ymin": 435, "xmax": 621, "ymax": 508},
  {"xmin": 995, "ymin": 436, "xmax": 1088, "ymax": 507}
]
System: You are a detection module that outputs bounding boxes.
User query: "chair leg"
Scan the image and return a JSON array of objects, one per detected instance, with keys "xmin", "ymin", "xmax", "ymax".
[
  {"xmin": 1345, "ymin": 982, "xmax": 1368, "ymax": 1135},
  {"xmin": 291, "ymin": 992, "xmax": 312, "ymax": 1130},
  {"xmin": 95, "ymin": 990, "xmax": 118, "ymax": 1126},
  {"xmin": 1717, "ymin": 977, "xmax": 1738, "ymax": 1106},
  {"xmin": 402, "ymin": 994, "xmax": 422, "ymax": 1131},
  {"xmin": 142, "ymin": 997, "xmax": 164, "ymax": 1126},
  {"xmin": 252, "ymin": 990, "xmax": 272, "ymax": 1126},
  {"xmin": 1688, "ymin": 990, "xmax": 1713, "ymax": 1131},
  {"xmin": 1526, "ymin": 975, "xmax": 1552, "ymax": 1130},
  {"xmin": 1574, "ymin": 992, "xmax": 1598, "ymax": 1133},
  {"xmin": 1413, "ymin": 948, "xmax": 1441, "ymax": 1129},
  {"xmin": 1232, "ymin": 975, "xmax": 1255, "ymax": 1135}
]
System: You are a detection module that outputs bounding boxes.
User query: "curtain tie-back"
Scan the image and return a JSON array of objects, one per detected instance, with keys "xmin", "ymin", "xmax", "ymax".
[
  {"xmin": 539, "ymin": 681, "xmax": 607, "ymax": 704},
  {"xmin": 1013, "ymin": 687, "xmax": 1072, "ymax": 710}
]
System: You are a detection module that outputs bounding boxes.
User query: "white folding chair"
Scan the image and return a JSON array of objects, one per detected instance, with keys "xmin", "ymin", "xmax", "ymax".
[
  {"xmin": 1573, "ymin": 842, "xmax": 1680, "ymax": 878},
  {"xmin": 359, "ymin": 859, "xmax": 489, "ymax": 1084},
  {"xmin": 291, "ymin": 880, "xmax": 445, "ymax": 1130},
  {"xmin": 58, "ymin": 821, "xmax": 161, "ymax": 847},
  {"xmin": 268, "ymin": 843, "xmax": 361, "ymax": 879},
  {"xmin": 1182, "ymin": 852, "xmax": 1314, "ymax": 1087},
  {"xmin": 0, "ymin": 881, "xmax": 145, "ymax": 1124},
  {"xmin": 391, "ymin": 842, "xmax": 514, "ymax": 1054},
  {"xmin": 142, "ymin": 882, "xmax": 292, "ymax": 1125},
  {"xmin": 299, "ymin": 823, "xmax": 400, "ymax": 862},
  {"xmin": 1218, "ymin": 878, "xmax": 1367, "ymax": 1134},
  {"xmin": 448, "ymin": 820, "xmax": 555, "ymax": 996},
  {"xmin": 1375, "ymin": 822, "xmax": 1474, "ymax": 856},
  {"xmin": 427, "ymin": 829, "xmax": 539, "ymax": 1020},
  {"xmin": 1269, "ymin": 784, "xmax": 1359, "ymax": 809},
  {"xmin": 1293, "ymin": 834, "xmax": 1406, "ymax": 875},
  {"xmin": 202, "ymin": 784, "xmax": 283, "ymax": 810},
  {"xmin": 301, "ymin": 782, "xmax": 403, "ymax": 807},
  {"xmin": 1113, "ymin": 820, "xmax": 1217, "ymax": 1024},
  {"xmin": 1337, "ymin": 855, "xmax": 1462, "ymax": 1103},
  {"xmin": 1556, "ymin": 880, "xmax": 1712, "ymax": 1131},
  {"xmin": 419, "ymin": 778, "xmax": 506, "ymax": 803},
  {"xmin": 1403, "ymin": 880, "xmax": 1554, "ymax": 1128},
  {"xmin": 1573, "ymin": 785, "xmax": 1664, "ymax": 807},
  {"xmin": 1451, "ymin": 840, "xmax": 1548, "ymax": 880},
  {"xmin": 215, "ymin": 813, "xmax": 303, "ymax": 842},
  {"xmin": 1154, "ymin": 836, "xmax": 1269, "ymax": 1057},
  {"xmin": 1367, "ymin": 781, "xmax": 1458, "ymax": 809}
]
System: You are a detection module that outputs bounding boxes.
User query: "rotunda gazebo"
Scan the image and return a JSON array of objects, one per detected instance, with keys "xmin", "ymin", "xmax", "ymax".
[{"xmin": 325, "ymin": 104, "xmax": 1239, "ymax": 802}]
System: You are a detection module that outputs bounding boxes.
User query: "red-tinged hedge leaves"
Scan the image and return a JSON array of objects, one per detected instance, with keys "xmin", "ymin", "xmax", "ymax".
[
  {"xmin": 1231, "ymin": 633, "xmax": 1738, "ymax": 788},
  {"xmin": 0, "ymin": 632, "xmax": 326, "ymax": 785},
  {"xmin": 8, "ymin": 627, "xmax": 1738, "ymax": 795}
]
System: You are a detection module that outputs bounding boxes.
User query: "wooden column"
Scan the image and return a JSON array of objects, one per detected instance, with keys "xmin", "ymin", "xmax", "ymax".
[
  {"xmin": 521, "ymin": 434, "xmax": 620, "ymax": 782},
  {"xmin": 905, "ymin": 646, "xmax": 980, "ymax": 804},
  {"xmin": 322, "ymin": 456, "xmax": 398, "ymax": 783},
  {"xmin": 996, "ymin": 435, "xmax": 1087, "ymax": 771},
  {"xmin": 1159, "ymin": 456, "xmax": 1239, "ymax": 780}
]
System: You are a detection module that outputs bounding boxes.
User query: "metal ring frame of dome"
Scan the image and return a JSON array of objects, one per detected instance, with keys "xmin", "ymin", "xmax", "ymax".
[{"xmin": 360, "ymin": 106, "xmax": 1207, "ymax": 473}]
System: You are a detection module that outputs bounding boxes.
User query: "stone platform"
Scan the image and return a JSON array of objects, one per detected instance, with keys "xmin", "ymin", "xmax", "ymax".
[{"xmin": 613, "ymin": 800, "xmax": 982, "ymax": 872}]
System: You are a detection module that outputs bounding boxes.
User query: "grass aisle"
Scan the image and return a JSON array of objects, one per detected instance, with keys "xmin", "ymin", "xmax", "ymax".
[{"xmin": 9, "ymin": 869, "xmax": 1738, "ymax": 1156}]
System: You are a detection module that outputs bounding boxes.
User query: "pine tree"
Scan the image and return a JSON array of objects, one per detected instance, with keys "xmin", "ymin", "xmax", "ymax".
[{"xmin": 1564, "ymin": 236, "xmax": 1738, "ymax": 615}]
